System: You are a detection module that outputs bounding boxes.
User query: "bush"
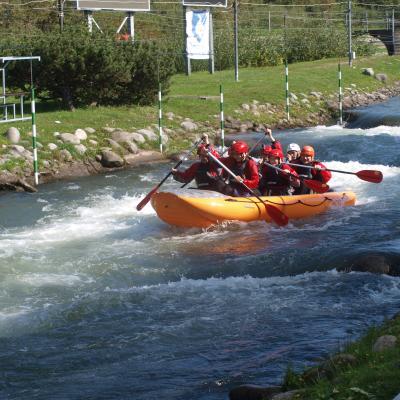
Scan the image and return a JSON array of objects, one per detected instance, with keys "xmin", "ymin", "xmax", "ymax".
[{"xmin": 2, "ymin": 27, "xmax": 175, "ymax": 109}]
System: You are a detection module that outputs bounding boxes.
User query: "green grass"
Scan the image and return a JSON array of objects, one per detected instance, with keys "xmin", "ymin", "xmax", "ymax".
[
  {"xmin": 1, "ymin": 54, "xmax": 400, "ymax": 161},
  {"xmin": 283, "ymin": 314, "xmax": 400, "ymax": 400}
]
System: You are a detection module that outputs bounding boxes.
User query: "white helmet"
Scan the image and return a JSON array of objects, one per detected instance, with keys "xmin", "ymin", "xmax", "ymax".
[{"xmin": 287, "ymin": 143, "xmax": 301, "ymax": 152}]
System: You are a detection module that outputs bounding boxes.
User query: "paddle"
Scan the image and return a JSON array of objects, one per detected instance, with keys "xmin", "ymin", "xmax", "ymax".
[
  {"xmin": 264, "ymin": 162, "xmax": 330, "ymax": 193},
  {"xmin": 206, "ymin": 150, "xmax": 289, "ymax": 226},
  {"xmin": 286, "ymin": 163, "xmax": 383, "ymax": 184},
  {"xmin": 136, "ymin": 139, "xmax": 202, "ymax": 211}
]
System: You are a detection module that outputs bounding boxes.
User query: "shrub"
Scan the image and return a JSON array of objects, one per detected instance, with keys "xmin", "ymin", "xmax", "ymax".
[{"xmin": 2, "ymin": 27, "xmax": 175, "ymax": 109}]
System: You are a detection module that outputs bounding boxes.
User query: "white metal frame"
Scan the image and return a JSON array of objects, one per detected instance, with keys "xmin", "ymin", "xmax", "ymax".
[{"xmin": 0, "ymin": 56, "xmax": 41, "ymax": 124}]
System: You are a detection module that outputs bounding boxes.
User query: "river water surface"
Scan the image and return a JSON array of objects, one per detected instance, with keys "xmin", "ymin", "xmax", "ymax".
[{"xmin": 1, "ymin": 100, "xmax": 400, "ymax": 399}]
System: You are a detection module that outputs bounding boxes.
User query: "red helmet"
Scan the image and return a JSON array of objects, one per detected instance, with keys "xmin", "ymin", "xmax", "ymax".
[
  {"xmin": 268, "ymin": 149, "xmax": 284, "ymax": 159},
  {"xmin": 262, "ymin": 145, "xmax": 272, "ymax": 156},
  {"xmin": 301, "ymin": 145, "xmax": 315, "ymax": 157},
  {"xmin": 230, "ymin": 141, "xmax": 249, "ymax": 155}
]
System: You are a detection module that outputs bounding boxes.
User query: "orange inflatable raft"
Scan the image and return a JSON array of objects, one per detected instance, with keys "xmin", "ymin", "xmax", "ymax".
[{"xmin": 151, "ymin": 189, "xmax": 356, "ymax": 228}]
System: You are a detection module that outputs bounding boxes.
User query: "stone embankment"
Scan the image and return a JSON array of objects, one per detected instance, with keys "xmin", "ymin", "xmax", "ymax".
[{"xmin": 1, "ymin": 78, "xmax": 400, "ymax": 193}]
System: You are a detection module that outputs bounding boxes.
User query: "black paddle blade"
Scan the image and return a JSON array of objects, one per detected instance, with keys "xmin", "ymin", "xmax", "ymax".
[
  {"xmin": 356, "ymin": 170, "xmax": 383, "ymax": 183},
  {"xmin": 303, "ymin": 179, "xmax": 329, "ymax": 193},
  {"xmin": 136, "ymin": 186, "xmax": 158, "ymax": 211},
  {"xmin": 265, "ymin": 204, "xmax": 289, "ymax": 226}
]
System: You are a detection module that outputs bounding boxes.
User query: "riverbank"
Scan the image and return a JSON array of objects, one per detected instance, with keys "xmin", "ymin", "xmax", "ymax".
[
  {"xmin": 230, "ymin": 312, "xmax": 400, "ymax": 400},
  {"xmin": 1, "ymin": 55, "xmax": 400, "ymax": 191}
]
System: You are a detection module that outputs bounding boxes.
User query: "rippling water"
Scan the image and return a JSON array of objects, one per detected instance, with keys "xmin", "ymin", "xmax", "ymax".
[{"xmin": 1, "ymin": 101, "xmax": 400, "ymax": 399}]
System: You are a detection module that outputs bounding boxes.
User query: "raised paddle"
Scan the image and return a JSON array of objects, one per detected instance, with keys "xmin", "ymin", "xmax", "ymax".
[
  {"xmin": 264, "ymin": 162, "xmax": 330, "ymax": 194},
  {"xmin": 206, "ymin": 150, "xmax": 289, "ymax": 227},
  {"xmin": 136, "ymin": 139, "xmax": 202, "ymax": 211},
  {"xmin": 286, "ymin": 163, "xmax": 383, "ymax": 184}
]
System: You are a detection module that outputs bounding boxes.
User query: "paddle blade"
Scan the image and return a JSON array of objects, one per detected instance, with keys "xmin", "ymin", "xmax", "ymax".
[
  {"xmin": 265, "ymin": 204, "xmax": 289, "ymax": 227},
  {"xmin": 303, "ymin": 179, "xmax": 330, "ymax": 193},
  {"xmin": 356, "ymin": 170, "xmax": 383, "ymax": 183},
  {"xmin": 136, "ymin": 186, "xmax": 158, "ymax": 211}
]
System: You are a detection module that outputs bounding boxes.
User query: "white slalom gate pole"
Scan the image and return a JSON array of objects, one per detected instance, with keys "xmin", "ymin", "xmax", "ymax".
[
  {"xmin": 338, "ymin": 63, "xmax": 343, "ymax": 125},
  {"xmin": 158, "ymin": 83, "xmax": 163, "ymax": 153},
  {"xmin": 31, "ymin": 87, "xmax": 39, "ymax": 185},
  {"xmin": 285, "ymin": 60, "xmax": 290, "ymax": 120},
  {"xmin": 220, "ymin": 84, "xmax": 225, "ymax": 151}
]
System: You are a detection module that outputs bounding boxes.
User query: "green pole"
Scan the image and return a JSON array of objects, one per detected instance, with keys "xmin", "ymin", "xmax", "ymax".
[
  {"xmin": 220, "ymin": 84, "xmax": 225, "ymax": 150},
  {"xmin": 31, "ymin": 87, "xmax": 39, "ymax": 185},
  {"xmin": 338, "ymin": 63, "xmax": 343, "ymax": 125},
  {"xmin": 158, "ymin": 83, "xmax": 163, "ymax": 153},
  {"xmin": 285, "ymin": 60, "xmax": 290, "ymax": 120}
]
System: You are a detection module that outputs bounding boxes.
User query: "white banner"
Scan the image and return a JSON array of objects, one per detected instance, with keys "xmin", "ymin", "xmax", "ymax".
[{"xmin": 186, "ymin": 9, "xmax": 210, "ymax": 60}]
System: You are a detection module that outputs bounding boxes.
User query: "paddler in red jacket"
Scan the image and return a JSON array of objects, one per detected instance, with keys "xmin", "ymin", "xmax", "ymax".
[
  {"xmin": 293, "ymin": 145, "xmax": 332, "ymax": 194},
  {"xmin": 259, "ymin": 148, "xmax": 300, "ymax": 196},
  {"xmin": 172, "ymin": 138, "xmax": 221, "ymax": 191},
  {"xmin": 218, "ymin": 140, "xmax": 259, "ymax": 197}
]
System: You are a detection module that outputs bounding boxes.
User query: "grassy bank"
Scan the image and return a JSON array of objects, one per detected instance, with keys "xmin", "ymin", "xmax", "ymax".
[
  {"xmin": 1, "ymin": 54, "xmax": 400, "ymax": 171},
  {"xmin": 281, "ymin": 313, "xmax": 400, "ymax": 400}
]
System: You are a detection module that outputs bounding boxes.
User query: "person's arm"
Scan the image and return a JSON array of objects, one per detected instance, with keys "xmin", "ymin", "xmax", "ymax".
[
  {"xmin": 266, "ymin": 128, "xmax": 282, "ymax": 152},
  {"xmin": 172, "ymin": 163, "xmax": 199, "ymax": 183},
  {"xmin": 312, "ymin": 162, "xmax": 332, "ymax": 183},
  {"xmin": 281, "ymin": 165, "xmax": 300, "ymax": 187},
  {"xmin": 243, "ymin": 159, "xmax": 260, "ymax": 189}
]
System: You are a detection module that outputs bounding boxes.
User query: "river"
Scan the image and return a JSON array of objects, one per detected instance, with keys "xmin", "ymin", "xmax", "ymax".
[{"xmin": 0, "ymin": 100, "xmax": 400, "ymax": 399}]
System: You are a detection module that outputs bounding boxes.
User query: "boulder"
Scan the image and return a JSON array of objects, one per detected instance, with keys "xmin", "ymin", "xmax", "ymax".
[
  {"xmin": 166, "ymin": 112, "xmax": 175, "ymax": 120},
  {"xmin": 74, "ymin": 128, "xmax": 87, "ymax": 141},
  {"xmin": 59, "ymin": 149, "xmax": 73, "ymax": 162},
  {"xmin": 375, "ymin": 73, "xmax": 387, "ymax": 82},
  {"xmin": 84, "ymin": 127, "xmax": 96, "ymax": 134},
  {"xmin": 74, "ymin": 144, "xmax": 87, "ymax": 155},
  {"xmin": 103, "ymin": 127, "xmax": 116, "ymax": 133},
  {"xmin": 180, "ymin": 121, "xmax": 198, "ymax": 132},
  {"xmin": 362, "ymin": 68, "xmax": 374, "ymax": 76},
  {"xmin": 302, "ymin": 353, "xmax": 357, "ymax": 383},
  {"xmin": 101, "ymin": 150, "xmax": 124, "ymax": 168},
  {"xmin": 131, "ymin": 132, "xmax": 146, "ymax": 144},
  {"xmin": 8, "ymin": 145, "xmax": 33, "ymax": 161},
  {"xmin": 229, "ymin": 385, "xmax": 282, "ymax": 400},
  {"xmin": 5, "ymin": 127, "xmax": 20, "ymax": 144},
  {"xmin": 372, "ymin": 335, "xmax": 397, "ymax": 352},
  {"xmin": 137, "ymin": 128, "xmax": 158, "ymax": 141},
  {"xmin": 241, "ymin": 103, "xmax": 250, "ymax": 111},
  {"xmin": 310, "ymin": 91, "xmax": 322, "ymax": 98},
  {"xmin": 106, "ymin": 138, "xmax": 124, "ymax": 151},
  {"xmin": 88, "ymin": 139, "xmax": 98, "ymax": 146},
  {"xmin": 124, "ymin": 140, "xmax": 139, "ymax": 154},
  {"xmin": 48, "ymin": 143, "xmax": 58, "ymax": 151},
  {"xmin": 60, "ymin": 133, "xmax": 80, "ymax": 145},
  {"xmin": 111, "ymin": 131, "xmax": 135, "ymax": 143}
]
